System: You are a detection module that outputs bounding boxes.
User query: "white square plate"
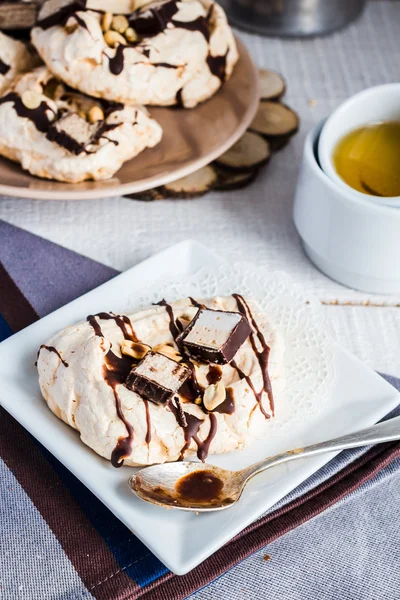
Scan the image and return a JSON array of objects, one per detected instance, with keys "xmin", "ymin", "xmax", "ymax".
[{"xmin": 0, "ymin": 240, "xmax": 399, "ymax": 575}]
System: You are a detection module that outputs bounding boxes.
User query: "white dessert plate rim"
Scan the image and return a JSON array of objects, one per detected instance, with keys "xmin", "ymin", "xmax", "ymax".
[{"xmin": 0, "ymin": 239, "xmax": 399, "ymax": 575}]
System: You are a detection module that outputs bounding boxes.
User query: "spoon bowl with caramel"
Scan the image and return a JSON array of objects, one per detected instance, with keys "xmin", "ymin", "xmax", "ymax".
[{"xmin": 129, "ymin": 415, "xmax": 400, "ymax": 511}]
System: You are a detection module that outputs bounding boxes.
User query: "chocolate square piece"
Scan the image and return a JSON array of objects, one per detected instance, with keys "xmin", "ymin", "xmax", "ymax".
[
  {"xmin": 178, "ymin": 309, "xmax": 251, "ymax": 365},
  {"xmin": 125, "ymin": 351, "xmax": 191, "ymax": 405}
]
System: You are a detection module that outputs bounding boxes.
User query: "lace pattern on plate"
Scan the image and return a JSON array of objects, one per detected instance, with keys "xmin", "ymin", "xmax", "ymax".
[{"xmin": 127, "ymin": 263, "xmax": 336, "ymax": 436}]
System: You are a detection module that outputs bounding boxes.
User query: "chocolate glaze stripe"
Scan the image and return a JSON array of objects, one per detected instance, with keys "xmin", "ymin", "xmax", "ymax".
[
  {"xmin": 231, "ymin": 358, "xmax": 269, "ymax": 419},
  {"xmin": 103, "ymin": 350, "xmax": 134, "ymax": 467},
  {"xmin": 87, "ymin": 314, "xmax": 136, "ymax": 467},
  {"xmin": 108, "ymin": 45, "xmax": 126, "ymax": 76},
  {"xmin": 87, "ymin": 314, "xmax": 104, "ymax": 337},
  {"xmin": 0, "ymin": 92, "xmax": 52, "ymax": 133},
  {"xmin": 39, "ymin": 344, "xmax": 69, "ymax": 367},
  {"xmin": 189, "ymin": 297, "xmax": 204, "ymax": 309},
  {"xmin": 194, "ymin": 412, "xmax": 217, "ymax": 461},
  {"xmin": 0, "ymin": 58, "xmax": 10, "ymax": 76},
  {"xmin": 171, "ymin": 16, "xmax": 210, "ymax": 41},
  {"xmin": 36, "ymin": 0, "xmax": 87, "ymax": 30},
  {"xmin": 87, "ymin": 312, "xmax": 138, "ymax": 341},
  {"xmin": 94, "ymin": 311, "xmax": 138, "ymax": 341},
  {"xmin": 207, "ymin": 50, "xmax": 228, "ymax": 82},
  {"xmin": 156, "ymin": 299, "xmax": 182, "ymax": 340},
  {"xmin": 233, "ymin": 293, "xmax": 274, "ymax": 416},
  {"xmin": 143, "ymin": 399, "xmax": 152, "ymax": 444}
]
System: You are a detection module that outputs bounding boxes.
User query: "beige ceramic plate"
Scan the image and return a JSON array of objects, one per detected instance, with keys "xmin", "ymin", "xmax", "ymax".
[{"xmin": 0, "ymin": 39, "xmax": 259, "ymax": 201}]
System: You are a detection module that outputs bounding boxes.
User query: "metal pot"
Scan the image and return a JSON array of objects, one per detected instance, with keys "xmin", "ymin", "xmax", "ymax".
[{"xmin": 220, "ymin": 0, "xmax": 367, "ymax": 37}]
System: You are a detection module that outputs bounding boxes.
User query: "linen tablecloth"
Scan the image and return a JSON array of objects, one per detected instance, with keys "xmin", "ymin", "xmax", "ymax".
[{"xmin": 1, "ymin": 221, "xmax": 399, "ymax": 600}]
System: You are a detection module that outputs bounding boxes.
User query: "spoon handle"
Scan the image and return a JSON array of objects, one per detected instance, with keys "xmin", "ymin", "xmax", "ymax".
[{"xmin": 243, "ymin": 415, "xmax": 400, "ymax": 481}]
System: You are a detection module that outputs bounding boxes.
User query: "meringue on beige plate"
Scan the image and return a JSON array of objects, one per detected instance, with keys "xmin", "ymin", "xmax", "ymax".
[
  {"xmin": 37, "ymin": 296, "xmax": 285, "ymax": 467},
  {"xmin": 31, "ymin": 0, "xmax": 239, "ymax": 108},
  {"xmin": 0, "ymin": 66, "xmax": 162, "ymax": 182},
  {"xmin": 0, "ymin": 32, "xmax": 38, "ymax": 96}
]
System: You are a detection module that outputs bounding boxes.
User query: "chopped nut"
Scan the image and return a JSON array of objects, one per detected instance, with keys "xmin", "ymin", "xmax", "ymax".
[
  {"xmin": 121, "ymin": 340, "xmax": 151, "ymax": 360},
  {"xmin": 124, "ymin": 27, "xmax": 138, "ymax": 43},
  {"xmin": 78, "ymin": 110, "xmax": 87, "ymax": 120},
  {"xmin": 21, "ymin": 90, "xmax": 42, "ymax": 110},
  {"xmin": 104, "ymin": 30, "xmax": 127, "ymax": 47},
  {"xmin": 203, "ymin": 381, "xmax": 226, "ymax": 411},
  {"xmin": 111, "ymin": 14, "xmax": 129, "ymax": 33},
  {"xmin": 194, "ymin": 397, "xmax": 202, "ymax": 405},
  {"xmin": 153, "ymin": 343, "xmax": 182, "ymax": 362},
  {"xmin": 65, "ymin": 17, "xmax": 78, "ymax": 34},
  {"xmin": 88, "ymin": 105, "xmax": 104, "ymax": 123},
  {"xmin": 102, "ymin": 11, "xmax": 113, "ymax": 32}
]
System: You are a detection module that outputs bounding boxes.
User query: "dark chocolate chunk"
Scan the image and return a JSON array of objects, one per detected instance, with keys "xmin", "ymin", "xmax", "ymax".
[
  {"xmin": 125, "ymin": 351, "xmax": 191, "ymax": 405},
  {"xmin": 177, "ymin": 308, "xmax": 251, "ymax": 365}
]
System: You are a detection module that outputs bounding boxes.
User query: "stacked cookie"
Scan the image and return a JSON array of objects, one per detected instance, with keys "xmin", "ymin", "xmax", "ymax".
[{"xmin": 0, "ymin": 0, "xmax": 238, "ymax": 182}]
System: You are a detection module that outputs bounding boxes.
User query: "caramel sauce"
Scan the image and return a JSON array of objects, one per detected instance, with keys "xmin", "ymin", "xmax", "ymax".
[{"xmin": 175, "ymin": 470, "xmax": 223, "ymax": 502}]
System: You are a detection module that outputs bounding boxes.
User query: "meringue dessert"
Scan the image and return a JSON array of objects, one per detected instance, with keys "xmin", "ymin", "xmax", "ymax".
[
  {"xmin": 31, "ymin": 0, "xmax": 239, "ymax": 108},
  {"xmin": 37, "ymin": 296, "xmax": 284, "ymax": 467},
  {"xmin": 0, "ymin": 66, "xmax": 162, "ymax": 182},
  {"xmin": 0, "ymin": 32, "xmax": 38, "ymax": 96}
]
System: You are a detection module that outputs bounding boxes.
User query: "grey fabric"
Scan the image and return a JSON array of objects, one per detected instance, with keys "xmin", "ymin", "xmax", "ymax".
[{"xmin": 0, "ymin": 458, "xmax": 93, "ymax": 600}]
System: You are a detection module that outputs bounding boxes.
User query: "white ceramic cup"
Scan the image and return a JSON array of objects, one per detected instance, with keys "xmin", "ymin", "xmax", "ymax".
[
  {"xmin": 294, "ymin": 119, "xmax": 400, "ymax": 294},
  {"xmin": 318, "ymin": 83, "xmax": 400, "ymax": 208}
]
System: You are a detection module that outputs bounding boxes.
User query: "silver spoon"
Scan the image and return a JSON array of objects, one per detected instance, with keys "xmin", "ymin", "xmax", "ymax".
[{"xmin": 129, "ymin": 415, "xmax": 400, "ymax": 511}]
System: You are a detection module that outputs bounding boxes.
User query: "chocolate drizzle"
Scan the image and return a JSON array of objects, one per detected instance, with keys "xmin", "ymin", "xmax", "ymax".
[
  {"xmin": 143, "ymin": 399, "xmax": 152, "ymax": 443},
  {"xmin": 91, "ymin": 312, "xmax": 138, "ymax": 342},
  {"xmin": 152, "ymin": 62, "xmax": 178, "ymax": 69},
  {"xmin": 207, "ymin": 51, "xmax": 228, "ymax": 82},
  {"xmin": 128, "ymin": 0, "xmax": 211, "ymax": 44},
  {"xmin": 108, "ymin": 44, "xmax": 126, "ymax": 76},
  {"xmin": 87, "ymin": 312, "xmax": 136, "ymax": 466},
  {"xmin": 180, "ymin": 412, "xmax": 204, "ymax": 461},
  {"xmin": 232, "ymin": 294, "xmax": 274, "ymax": 416},
  {"xmin": 73, "ymin": 13, "xmax": 89, "ymax": 30},
  {"xmin": 175, "ymin": 88, "xmax": 184, "ymax": 108},
  {"xmin": 36, "ymin": 0, "xmax": 87, "ymax": 30},
  {"xmin": 39, "ymin": 345, "xmax": 69, "ymax": 367},
  {"xmin": 171, "ymin": 16, "xmax": 209, "ymax": 41},
  {"xmin": 196, "ymin": 412, "xmax": 217, "ymax": 461},
  {"xmin": 0, "ymin": 59, "xmax": 10, "ymax": 77},
  {"xmin": 129, "ymin": 0, "xmax": 179, "ymax": 36},
  {"xmin": 0, "ymin": 93, "xmax": 52, "ymax": 133},
  {"xmin": 47, "ymin": 121, "xmax": 87, "ymax": 155},
  {"xmin": 206, "ymin": 365, "xmax": 222, "ymax": 385},
  {"xmin": 189, "ymin": 297, "xmax": 204, "ymax": 309},
  {"xmin": 0, "ymin": 89, "xmax": 122, "ymax": 155},
  {"xmin": 102, "ymin": 350, "xmax": 135, "ymax": 467},
  {"xmin": 156, "ymin": 299, "xmax": 182, "ymax": 340},
  {"xmin": 213, "ymin": 386, "xmax": 235, "ymax": 415},
  {"xmin": 180, "ymin": 360, "xmax": 203, "ymax": 401}
]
